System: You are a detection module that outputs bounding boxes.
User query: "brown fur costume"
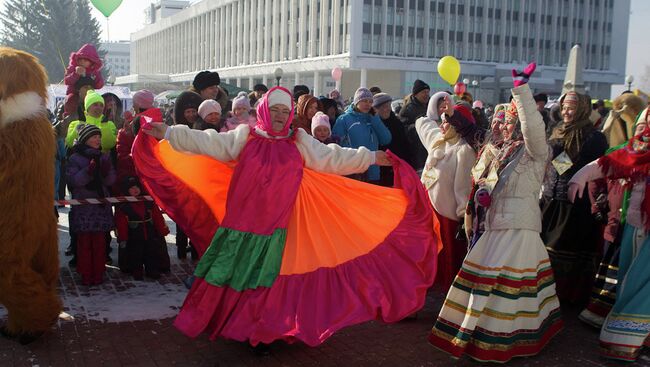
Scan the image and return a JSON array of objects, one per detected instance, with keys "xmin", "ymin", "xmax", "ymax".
[{"xmin": 0, "ymin": 47, "xmax": 61, "ymax": 339}]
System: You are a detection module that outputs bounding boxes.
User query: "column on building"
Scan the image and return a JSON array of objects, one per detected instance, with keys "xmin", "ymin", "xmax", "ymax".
[
  {"xmin": 360, "ymin": 68, "xmax": 367, "ymax": 88},
  {"xmin": 331, "ymin": 0, "xmax": 341, "ymax": 55},
  {"xmin": 294, "ymin": 72, "xmax": 300, "ymax": 86},
  {"xmin": 298, "ymin": 0, "xmax": 307, "ymax": 58},
  {"xmin": 309, "ymin": 0, "xmax": 318, "ymax": 57},
  {"xmin": 265, "ymin": 0, "xmax": 272, "ymax": 61},
  {"xmin": 289, "ymin": 0, "xmax": 296, "ymax": 59},
  {"xmin": 313, "ymin": 71, "xmax": 321, "ymax": 96},
  {"xmin": 280, "ymin": 0, "xmax": 288, "ymax": 61},
  {"xmin": 257, "ymin": 0, "xmax": 264, "ymax": 62}
]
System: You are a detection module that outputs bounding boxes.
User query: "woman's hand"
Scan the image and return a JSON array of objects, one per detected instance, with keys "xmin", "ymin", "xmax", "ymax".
[
  {"xmin": 375, "ymin": 151, "xmax": 392, "ymax": 166},
  {"xmin": 567, "ymin": 181, "xmax": 585, "ymax": 203},
  {"xmin": 143, "ymin": 122, "xmax": 168, "ymax": 140}
]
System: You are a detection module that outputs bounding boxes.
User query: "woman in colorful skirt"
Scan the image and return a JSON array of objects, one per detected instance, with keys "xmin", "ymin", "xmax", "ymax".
[
  {"xmin": 428, "ymin": 63, "xmax": 563, "ymax": 363},
  {"xmin": 416, "ymin": 91, "xmax": 476, "ymax": 290},
  {"xmin": 569, "ymin": 108, "xmax": 650, "ymax": 362},
  {"xmin": 133, "ymin": 86, "xmax": 439, "ymax": 349}
]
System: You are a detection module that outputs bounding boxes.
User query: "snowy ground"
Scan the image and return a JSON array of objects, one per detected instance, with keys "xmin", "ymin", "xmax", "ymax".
[{"xmin": 0, "ymin": 206, "xmax": 192, "ymax": 323}]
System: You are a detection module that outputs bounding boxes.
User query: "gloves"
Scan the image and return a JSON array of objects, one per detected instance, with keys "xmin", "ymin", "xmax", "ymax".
[
  {"xmin": 512, "ymin": 62, "xmax": 537, "ymax": 87},
  {"xmin": 87, "ymin": 159, "xmax": 97, "ymax": 174}
]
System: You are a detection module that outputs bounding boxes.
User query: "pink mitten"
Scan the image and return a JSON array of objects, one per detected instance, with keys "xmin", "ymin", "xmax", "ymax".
[{"xmin": 512, "ymin": 62, "xmax": 537, "ymax": 87}]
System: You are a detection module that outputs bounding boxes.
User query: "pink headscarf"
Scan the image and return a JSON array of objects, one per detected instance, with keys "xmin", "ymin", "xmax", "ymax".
[{"xmin": 255, "ymin": 86, "xmax": 295, "ymax": 137}]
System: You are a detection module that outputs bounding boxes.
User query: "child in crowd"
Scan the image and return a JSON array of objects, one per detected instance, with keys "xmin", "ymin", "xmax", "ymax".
[
  {"xmin": 196, "ymin": 99, "xmax": 222, "ymax": 131},
  {"xmin": 63, "ymin": 44, "xmax": 104, "ymax": 117},
  {"xmin": 66, "ymin": 124, "xmax": 116, "ymax": 286},
  {"xmin": 115, "ymin": 176, "xmax": 171, "ymax": 280},
  {"xmin": 311, "ymin": 111, "xmax": 339, "ymax": 144},
  {"xmin": 222, "ymin": 92, "xmax": 256, "ymax": 132}
]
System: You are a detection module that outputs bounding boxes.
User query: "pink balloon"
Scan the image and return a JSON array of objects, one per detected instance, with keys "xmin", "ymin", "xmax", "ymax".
[
  {"xmin": 454, "ymin": 82, "xmax": 467, "ymax": 96},
  {"xmin": 331, "ymin": 67, "xmax": 342, "ymax": 82}
]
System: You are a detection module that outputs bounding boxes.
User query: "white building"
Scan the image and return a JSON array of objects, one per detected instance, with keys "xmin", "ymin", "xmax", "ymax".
[
  {"xmin": 101, "ymin": 41, "xmax": 131, "ymax": 78},
  {"xmin": 121, "ymin": 0, "xmax": 630, "ymax": 102}
]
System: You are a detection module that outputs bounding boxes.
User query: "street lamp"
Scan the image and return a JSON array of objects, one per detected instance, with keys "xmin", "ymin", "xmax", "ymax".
[
  {"xmin": 274, "ymin": 67, "xmax": 284, "ymax": 87},
  {"xmin": 107, "ymin": 75, "xmax": 116, "ymax": 86},
  {"xmin": 471, "ymin": 79, "xmax": 479, "ymax": 99},
  {"xmin": 462, "ymin": 78, "xmax": 470, "ymax": 85},
  {"xmin": 625, "ymin": 75, "xmax": 634, "ymax": 91}
]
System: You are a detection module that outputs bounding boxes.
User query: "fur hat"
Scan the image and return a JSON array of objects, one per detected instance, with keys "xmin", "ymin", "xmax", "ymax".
[
  {"xmin": 353, "ymin": 88, "xmax": 373, "ymax": 106},
  {"xmin": 192, "ymin": 71, "xmax": 220, "ymax": 91},
  {"xmin": 132, "ymin": 89, "xmax": 154, "ymax": 110},
  {"xmin": 253, "ymin": 84, "xmax": 268, "ymax": 93},
  {"xmin": 173, "ymin": 91, "xmax": 203, "ymax": 125},
  {"xmin": 426, "ymin": 91, "xmax": 451, "ymax": 120},
  {"xmin": 412, "ymin": 79, "xmax": 430, "ymax": 95},
  {"xmin": 232, "ymin": 91, "xmax": 251, "ymax": 110},
  {"xmin": 198, "ymin": 99, "xmax": 222, "ymax": 120},
  {"xmin": 372, "ymin": 93, "xmax": 392, "ymax": 108},
  {"xmin": 78, "ymin": 124, "xmax": 101, "ymax": 144},
  {"xmin": 293, "ymin": 85, "xmax": 310, "ymax": 102},
  {"xmin": 84, "ymin": 90, "xmax": 104, "ymax": 112},
  {"xmin": 369, "ymin": 86, "xmax": 382, "ymax": 95},
  {"xmin": 311, "ymin": 111, "xmax": 331, "ymax": 136}
]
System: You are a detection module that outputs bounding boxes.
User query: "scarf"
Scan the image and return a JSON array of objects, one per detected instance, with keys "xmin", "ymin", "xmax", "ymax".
[
  {"xmin": 598, "ymin": 126, "xmax": 650, "ymax": 229},
  {"xmin": 550, "ymin": 92, "xmax": 593, "ymax": 161},
  {"xmin": 73, "ymin": 143, "xmax": 106, "ymax": 198}
]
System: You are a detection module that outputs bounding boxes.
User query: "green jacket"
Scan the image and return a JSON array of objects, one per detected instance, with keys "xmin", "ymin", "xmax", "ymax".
[{"xmin": 65, "ymin": 115, "xmax": 117, "ymax": 153}]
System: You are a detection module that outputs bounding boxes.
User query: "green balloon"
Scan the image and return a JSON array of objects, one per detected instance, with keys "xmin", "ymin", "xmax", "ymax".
[{"xmin": 90, "ymin": 0, "xmax": 123, "ymax": 18}]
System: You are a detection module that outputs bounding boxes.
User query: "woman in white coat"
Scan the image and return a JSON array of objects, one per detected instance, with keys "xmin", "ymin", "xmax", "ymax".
[
  {"xmin": 416, "ymin": 91, "xmax": 476, "ymax": 290},
  {"xmin": 428, "ymin": 64, "xmax": 563, "ymax": 363}
]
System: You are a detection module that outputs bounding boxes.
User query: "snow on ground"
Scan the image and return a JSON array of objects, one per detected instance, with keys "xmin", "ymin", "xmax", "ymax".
[{"xmin": 0, "ymin": 207, "xmax": 192, "ymax": 323}]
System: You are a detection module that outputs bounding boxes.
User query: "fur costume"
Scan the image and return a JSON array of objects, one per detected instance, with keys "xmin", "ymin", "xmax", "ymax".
[
  {"xmin": 0, "ymin": 47, "xmax": 61, "ymax": 342},
  {"xmin": 601, "ymin": 93, "xmax": 645, "ymax": 148}
]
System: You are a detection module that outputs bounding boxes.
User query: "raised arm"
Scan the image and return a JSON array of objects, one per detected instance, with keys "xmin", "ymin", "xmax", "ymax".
[
  {"xmin": 511, "ymin": 84, "xmax": 548, "ymax": 160},
  {"xmin": 295, "ymin": 129, "xmax": 376, "ymax": 175},
  {"xmin": 164, "ymin": 123, "xmax": 249, "ymax": 162}
]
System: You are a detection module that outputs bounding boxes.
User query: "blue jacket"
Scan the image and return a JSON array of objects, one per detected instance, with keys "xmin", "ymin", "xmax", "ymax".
[{"xmin": 333, "ymin": 105, "xmax": 392, "ymax": 181}]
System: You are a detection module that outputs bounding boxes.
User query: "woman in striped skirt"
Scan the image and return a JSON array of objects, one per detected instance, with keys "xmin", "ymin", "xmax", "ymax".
[{"xmin": 428, "ymin": 63, "xmax": 563, "ymax": 363}]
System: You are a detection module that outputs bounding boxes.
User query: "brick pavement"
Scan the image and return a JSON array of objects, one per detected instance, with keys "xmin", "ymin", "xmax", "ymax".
[{"xmin": 1, "ymin": 209, "xmax": 649, "ymax": 366}]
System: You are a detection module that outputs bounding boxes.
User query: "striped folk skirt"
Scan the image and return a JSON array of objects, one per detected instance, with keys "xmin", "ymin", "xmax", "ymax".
[
  {"xmin": 579, "ymin": 237, "xmax": 621, "ymax": 328},
  {"xmin": 600, "ymin": 224, "xmax": 650, "ymax": 362},
  {"xmin": 429, "ymin": 229, "xmax": 563, "ymax": 363}
]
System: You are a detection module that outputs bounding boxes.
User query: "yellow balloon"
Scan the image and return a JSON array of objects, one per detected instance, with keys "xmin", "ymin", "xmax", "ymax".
[{"xmin": 437, "ymin": 56, "xmax": 461, "ymax": 86}]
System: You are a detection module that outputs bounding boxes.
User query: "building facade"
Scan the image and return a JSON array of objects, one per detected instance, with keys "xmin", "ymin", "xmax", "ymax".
[
  {"xmin": 121, "ymin": 0, "xmax": 630, "ymax": 102},
  {"xmin": 101, "ymin": 41, "xmax": 131, "ymax": 78}
]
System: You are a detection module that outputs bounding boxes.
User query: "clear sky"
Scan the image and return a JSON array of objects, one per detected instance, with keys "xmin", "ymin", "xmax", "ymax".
[{"xmin": 0, "ymin": 0, "xmax": 647, "ymax": 98}]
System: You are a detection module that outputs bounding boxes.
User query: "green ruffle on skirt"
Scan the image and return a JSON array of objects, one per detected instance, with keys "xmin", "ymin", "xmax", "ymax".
[{"xmin": 194, "ymin": 227, "xmax": 286, "ymax": 291}]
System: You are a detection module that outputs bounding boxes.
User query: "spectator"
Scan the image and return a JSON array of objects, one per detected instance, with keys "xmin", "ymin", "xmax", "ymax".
[
  {"xmin": 333, "ymin": 87, "xmax": 392, "ymax": 183},
  {"xmin": 369, "ymin": 86, "xmax": 382, "ymax": 95},
  {"xmin": 293, "ymin": 85, "xmax": 310, "ymax": 103},
  {"xmin": 66, "ymin": 124, "xmax": 116, "ymax": 285},
  {"xmin": 372, "ymin": 92, "xmax": 412, "ymax": 185},
  {"xmin": 329, "ymin": 88, "xmax": 345, "ymax": 110},
  {"xmin": 102, "ymin": 92, "xmax": 124, "ymax": 129},
  {"xmin": 319, "ymin": 97, "xmax": 341, "ymax": 127},
  {"xmin": 173, "ymin": 91, "xmax": 203, "ymax": 127},
  {"xmin": 196, "ymin": 99, "xmax": 223, "ymax": 131},
  {"xmin": 65, "ymin": 90, "xmax": 117, "ymax": 154},
  {"xmin": 63, "ymin": 44, "xmax": 104, "ymax": 117},
  {"xmin": 292, "ymin": 94, "xmax": 320, "ymax": 135},
  {"xmin": 399, "ymin": 79, "xmax": 430, "ymax": 171},
  {"xmin": 249, "ymin": 83, "xmax": 268, "ymax": 106},
  {"xmin": 115, "ymin": 176, "xmax": 171, "ymax": 280},
  {"xmin": 534, "ymin": 93, "xmax": 551, "ymax": 131},
  {"xmin": 223, "ymin": 92, "xmax": 256, "ymax": 132},
  {"xmin": 311, "ymin": 111, "xmax": 339, "ymax": 144},
  {"xmin": 191, "ymin": 70, "xmax": 229, "ymax": 112}
]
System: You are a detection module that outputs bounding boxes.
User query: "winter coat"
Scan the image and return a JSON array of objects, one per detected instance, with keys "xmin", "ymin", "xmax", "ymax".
[
  {"xmin": 379, "ymin": 111, "xmax": 412, "ymax": 162},
  {"xmin": 65, "ymin": 114, "xmax": 117, "ymax": 153},
  {"xmin": 292, "ymin": 95, "xmax": 320, "ymax": 135},
  {"xmin": 63, "ymin": 44, "xmax": 104, "ymax": 95},
  {"xmin": 399, "ymin": 95, "xmax": 429, "ymax": 170},
  {"xmin": 221, "ymin": 115, "xmax": 257, "ymax": 132},
  {"xmin": 115, "ymin": 201, "xmax": 169, "ymax": 242},
  {"xmin": 416, "ymin": 116, "xmax": 475, "ymax": 220},
  {"xmin": 484, "ymin": 84, "xmax": 550, "ymax": 232},
  {"xmin": 66, "ymin": 145, "xmax": 116, "ymax": 232},
  {"xmin": 333, "ymin": 105, "xmax": 392, "ymax": 181}
]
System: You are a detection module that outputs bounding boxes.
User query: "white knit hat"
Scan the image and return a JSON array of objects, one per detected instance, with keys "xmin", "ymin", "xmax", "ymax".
[
  {"xmin": 311, "ymin": 111, "xmax": 331, "ymax": 136},
  {"xmin": 232, "ymin": 91, "xmax": 251, "ymax": 110},
  {"xmin": 198, "ymin": 99, "xmax": 222, "ymax": 119},
  {"xmin": 267, "ymin": 89, "xmax": 292, "ymax": 108}
]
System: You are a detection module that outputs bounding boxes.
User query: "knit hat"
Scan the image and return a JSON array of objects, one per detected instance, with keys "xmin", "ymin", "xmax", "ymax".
[
  {"xmin": 426, "ymin": 91, "xmax": 451, "ymax": 120},
  {"xmin": 232, "ymin": 91, "xmax": 251, "ymax": 110},
  {"xmin": 562, "ymin": 91, "xmax": 579, "ymax": 107},
  {"xmin": 311, "ymin": 111, "xmax": 331, "ymax": 136},
  {"xmin": 84, "ymin": 90, "xmax": 104, "ymax": 112},
  {"xmin": 493, "ymin": 103, "xmax": 508, "ymax": 122},
  {"xmin": 372, "ymin": 93, "xmax": 392, "ymax": 108},
  {"xmin": 198, "ymin": 99, "xmax": 222, "ymax": 120},
  {"xmin": 353, "ymin": 87, "xmax": 373, "ymax": 106},
  {"xmin": 192, "ymin": 70, "xmax": 220, "ymax": 91},
  {"xmin": 132, "ymin": 89, "xmax": 154, "ymax": 110},
  {"xmin": 267, "ymin": 88, "xmax": 292, "ymax": 108},
  {"xmin": 506, "ymin": 100, "xmax": 519, "ymax": 120},
  {"xmin": 293, "ymin": 85, "xmax": 310, "ymax": 102},
  {"xmin": 412, "ymin": 79, "xmax": 430, "ymax": 95},
  {"xmin": 78, "ymin": 124, "xmax": 101, "ymax": 144}
]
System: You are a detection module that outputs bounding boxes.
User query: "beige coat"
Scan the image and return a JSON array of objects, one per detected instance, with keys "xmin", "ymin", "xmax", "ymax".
[{"xmin": 484, "ymin": 84, "xmax": 550, "ymax": 232}]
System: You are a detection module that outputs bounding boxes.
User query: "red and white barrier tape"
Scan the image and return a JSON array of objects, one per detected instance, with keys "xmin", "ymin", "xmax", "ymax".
[{"xmin": 55, "ymin": 196, "xmax": 153, "ymax": 206}]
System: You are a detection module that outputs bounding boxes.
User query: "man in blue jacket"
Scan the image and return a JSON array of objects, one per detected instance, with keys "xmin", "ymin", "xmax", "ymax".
[{"xmin": 333, "ymin": 87, "xmax": 392, "ymax": 183}]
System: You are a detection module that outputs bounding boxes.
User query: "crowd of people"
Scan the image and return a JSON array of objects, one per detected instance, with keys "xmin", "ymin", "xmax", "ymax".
[{"xmin": 50, "ymin": 44, "xmax": 650, "ymax": 363}]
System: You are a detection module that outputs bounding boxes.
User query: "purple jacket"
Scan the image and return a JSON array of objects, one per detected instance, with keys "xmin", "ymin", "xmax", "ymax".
[{"xmin": 66, "ymin": 146, "xmax": 116, "ymax": 232}]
